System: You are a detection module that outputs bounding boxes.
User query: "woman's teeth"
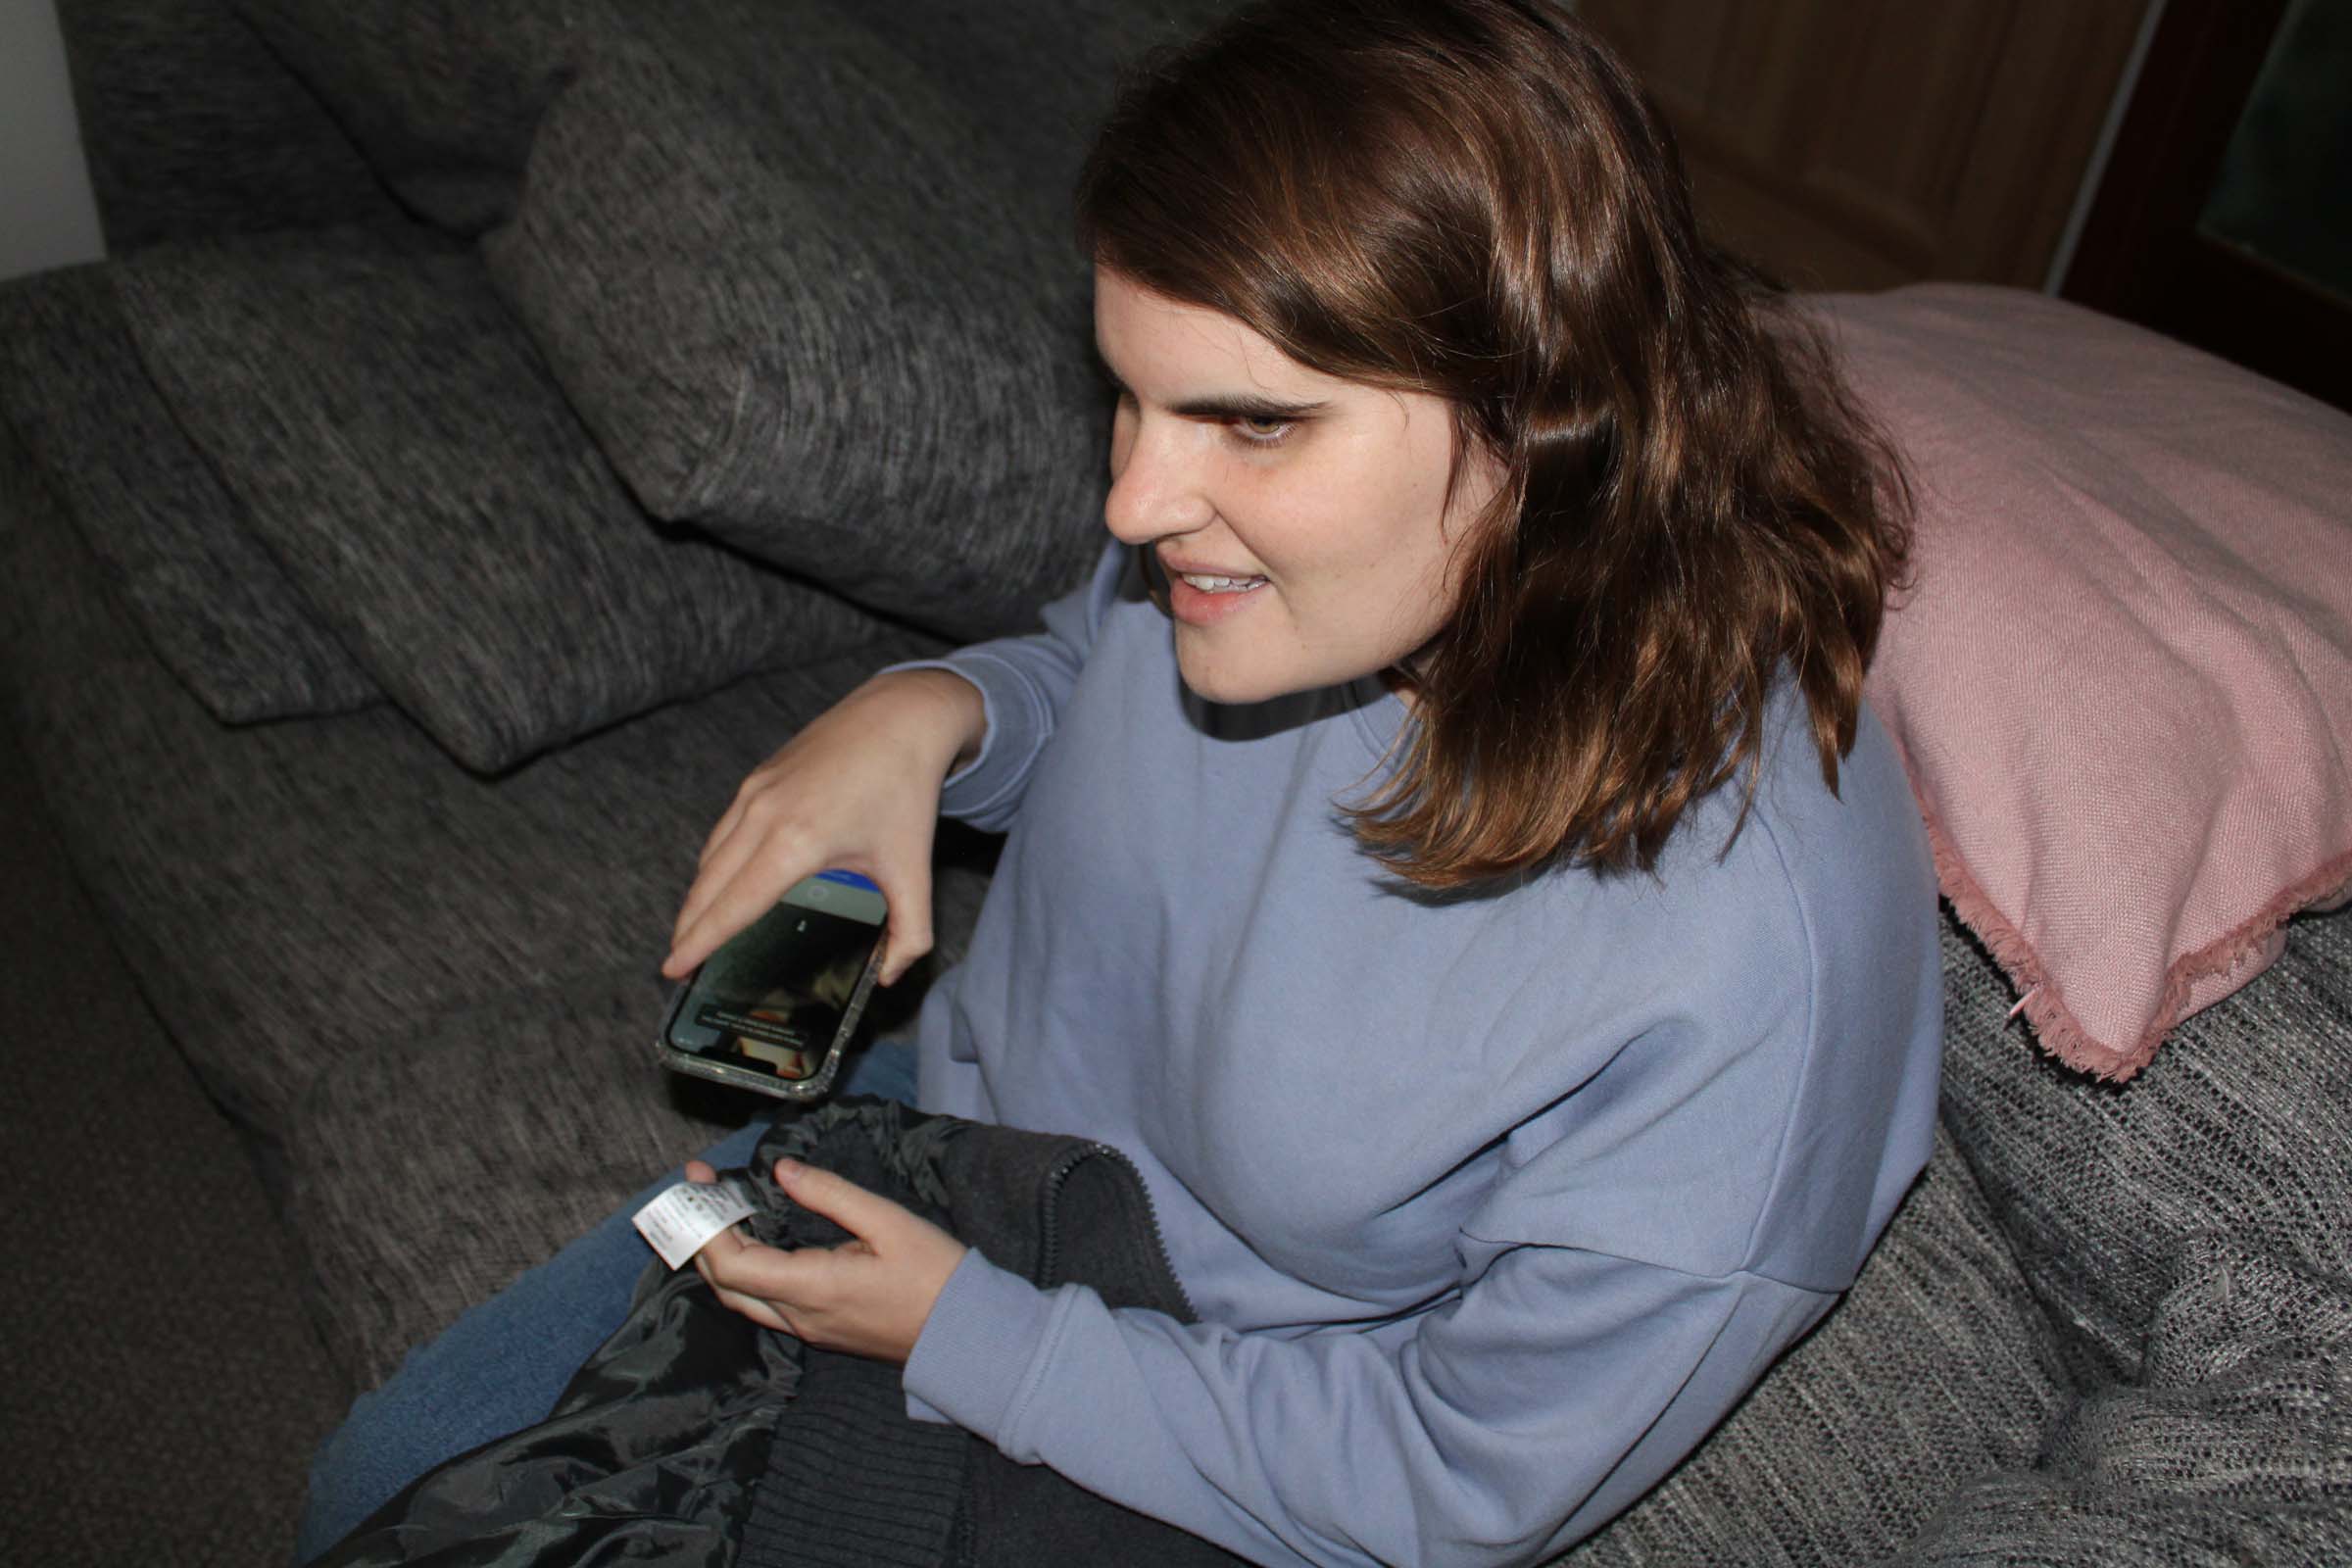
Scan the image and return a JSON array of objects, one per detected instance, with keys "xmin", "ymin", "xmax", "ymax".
[{"xmin": 1179, "ymin": 573, "xmax": 1267, "ymax": 594}]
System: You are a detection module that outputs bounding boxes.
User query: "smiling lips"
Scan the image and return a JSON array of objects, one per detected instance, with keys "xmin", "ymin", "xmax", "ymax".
[{"xmin": 1163, "ymin": 564, "xmax": 1270, "ymax": 627}]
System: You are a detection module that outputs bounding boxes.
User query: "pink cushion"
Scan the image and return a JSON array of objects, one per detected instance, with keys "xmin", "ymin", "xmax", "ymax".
[{"xmin": 1816, "ymin": 284, "xmax": 2352, "ymax": 1081}]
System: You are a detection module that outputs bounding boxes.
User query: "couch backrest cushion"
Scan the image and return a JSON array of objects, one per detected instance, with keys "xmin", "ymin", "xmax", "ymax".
[
  {"xmin": 479, "ymin": 0, "xmax": 1114, "ymax": 642},
  {"xmin": 224, "ymin": 0, "xmax": 601, "ymax": 234},
  {"xmin": 1922, "ymin": 903, "xmax": 2352, "ymax": 1558},
  {"xmin": 1938, "ymin": 902, "xmax": 2352, "ymax": 1385},
  {"xmin": 56, "ymin": 0, "xmax": 401, "ymax": 250},
  {"xmin": 842, "ymin": 0, "xmax": 1237, "ymax": 244},
  {"xmin": 114, "ymin": 224, "xmax": 888, "ymax": 773},
  {"xmin": 1828, "ymin": 284, "xmax": 2352, "ymax": 1079},
  {"xmin": 0, "ymin": 263, "xmax": 379, "ymax": 721}
]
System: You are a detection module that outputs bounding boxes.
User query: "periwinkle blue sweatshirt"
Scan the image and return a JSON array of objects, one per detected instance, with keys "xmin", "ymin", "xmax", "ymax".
[{"xmin": 893, "ymin": 544, "xmax": 1942, "ymax": 1566}]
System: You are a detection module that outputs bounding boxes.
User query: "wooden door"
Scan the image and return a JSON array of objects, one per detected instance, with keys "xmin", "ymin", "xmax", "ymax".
[
  {"xmin": 2060, "ymin": 0, "xmax": 2352, "ymax": 413},
  {"xmin": 1578, "ymin": 0, "xmax": 2149, "ymax": 291}
]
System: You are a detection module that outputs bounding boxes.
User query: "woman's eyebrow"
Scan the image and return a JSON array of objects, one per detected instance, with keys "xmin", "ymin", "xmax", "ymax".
[
  {"xmin": 1092, "ymin": 345, "xmax": 1329, "ymax": 420},
  {"xmin": 1169, "ymin": 392, "xmax": 1330, "ymax": 421}
]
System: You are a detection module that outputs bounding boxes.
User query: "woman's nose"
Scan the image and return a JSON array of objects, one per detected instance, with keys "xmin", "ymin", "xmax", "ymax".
[{"xmin": 1103, "ymin": 416, "xmax": 1214, "ymax": 545}]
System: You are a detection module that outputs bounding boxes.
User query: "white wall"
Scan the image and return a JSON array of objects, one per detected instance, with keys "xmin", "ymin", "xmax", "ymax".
[{"xmin": 0, "ymin": 0, "xmax": 105, "ymax": 281}]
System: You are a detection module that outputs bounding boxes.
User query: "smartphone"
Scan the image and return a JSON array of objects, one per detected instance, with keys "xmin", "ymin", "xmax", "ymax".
[{"xmin": 657, "ymin": 870, "xmax": 888, "ymax": 1101}]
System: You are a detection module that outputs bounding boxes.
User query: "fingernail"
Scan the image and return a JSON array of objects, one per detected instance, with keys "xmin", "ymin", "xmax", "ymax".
[{"xmin": 774, "ymin": 1157, "xmax": 805, "ymax": 1183}]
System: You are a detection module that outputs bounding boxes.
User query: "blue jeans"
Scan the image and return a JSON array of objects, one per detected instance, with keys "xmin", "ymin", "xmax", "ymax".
[{"xmin": 293, "ymin": 1041, "xmax": 921, "ymax": 1563}]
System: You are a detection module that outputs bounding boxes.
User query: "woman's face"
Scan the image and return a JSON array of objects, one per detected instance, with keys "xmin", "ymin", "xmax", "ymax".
[{"xmin": 1094, "ymin": 268, "xmax": 1501, "ymax": 707}]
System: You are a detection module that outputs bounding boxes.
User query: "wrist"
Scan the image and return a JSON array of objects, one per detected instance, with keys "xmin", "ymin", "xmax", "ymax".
[{"xmin": 861, "ymin": 668, "xmax": 988, "ymax": 774}]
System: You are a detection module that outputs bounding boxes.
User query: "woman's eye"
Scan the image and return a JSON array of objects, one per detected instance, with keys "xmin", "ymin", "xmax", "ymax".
[{"xmin": 1229, "ymin": 416, "xmax": 1294, "ymax": 446}]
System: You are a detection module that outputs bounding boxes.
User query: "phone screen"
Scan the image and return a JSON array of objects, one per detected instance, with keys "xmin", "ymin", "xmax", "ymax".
[{"xmin": 661, "ymin": 873, "xmax": 886, "ymax": 1089}]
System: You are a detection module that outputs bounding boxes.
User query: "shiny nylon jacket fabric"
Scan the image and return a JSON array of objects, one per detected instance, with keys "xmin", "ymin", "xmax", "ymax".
[{"xmin": 315, "ymin": 1099, "xmax": 1240, "ymax": 1568}]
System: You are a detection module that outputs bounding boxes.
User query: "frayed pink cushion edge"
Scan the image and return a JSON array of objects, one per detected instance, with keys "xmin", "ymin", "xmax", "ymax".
[{"xmin": 1903, "ymin": 774, "xmax": 2352, "ymax": 1083}]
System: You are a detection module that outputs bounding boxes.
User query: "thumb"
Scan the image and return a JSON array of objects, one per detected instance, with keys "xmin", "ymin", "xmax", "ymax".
[
  {"xmin": 871, "ymin": 858, "xmax": 934, "ymax": 988},
  {"xmin": 773, "ymin": 1158, "xmax": 907, "ymax": 1244}
]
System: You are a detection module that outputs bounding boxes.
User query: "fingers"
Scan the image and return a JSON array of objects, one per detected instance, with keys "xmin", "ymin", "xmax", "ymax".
[
  {"xmin": 679, "ymin": 1169, "xmax": 800, "ymax": 1332},
  {"xmin": 665, "ymin": 669, "xmax": 976, "ymax": 980},
  {"xmin": 697, "ymin": 779, "xmax": 757, "ymax": 869},
  {"xmin": 712, "ymin": 1284, "xmax": 790, "ymax": 1331},
  {"xmin": 695, "ymin": 1225, "xmax": 860, "ymax": 1339},
  {"xmin": 670, "ymin": 838, "xmax": 933, "ymax": 986},
  {"xmin": 673, "ymin": 773, "xmax": 768, "ymax": 944},
  {"xmin": 875, "ymin": 864, "xmax": 934, "ymax": 987},
  {"xmin": 684, "ymin": 1164, "xmax": 964, "ymax": 1361},
  {"xmin": 706, "ymin": 1234, "xmax": 848, "ymax": 1302},
  {"xmin": 666, "ymin": 815, "xmax": 788, "ymax": 973},
  {"xmin": 666, "ymin": 858, "xmax": 796, "ymax": 977},
  {"xmin": 694, "ymin": 1243, "xmax": 793, "ymax": 1332}
]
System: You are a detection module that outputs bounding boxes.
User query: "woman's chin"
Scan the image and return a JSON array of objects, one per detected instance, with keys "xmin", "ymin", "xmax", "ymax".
[
  {"xmin": 1172, "ymin": 642, "xmax": 1292, "ymax": 708},
  {"xmin": 1172, "ymin": 637, "xmax": 1362, "ymax": 709}
]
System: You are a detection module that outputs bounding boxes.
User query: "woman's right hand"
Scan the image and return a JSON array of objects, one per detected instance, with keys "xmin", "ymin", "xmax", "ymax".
[{"xmin": 663, "ymin": 668, "xmax": 987, "ymax": 987}]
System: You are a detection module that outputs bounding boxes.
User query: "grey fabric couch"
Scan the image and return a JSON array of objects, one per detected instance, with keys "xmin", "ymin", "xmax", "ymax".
[{"xmin": 3, "ymin": 1, "xmax": 2346, "ymax": 1562}]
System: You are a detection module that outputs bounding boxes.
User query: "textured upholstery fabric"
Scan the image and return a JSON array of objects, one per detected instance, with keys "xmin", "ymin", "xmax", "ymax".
[
  {"xmin": 482, "ymin": 0, "xmax": 1109, "ymax": 641},
  {"xmin": 0, "ymin": 706, "xmax": 345, "ymax": 1568},
  {"xmin": 287, "ymin": 882, "xmax": 990, "ymax": 1388},
  {"xmin": 18, "ymin": 10, "xmax": 2350, "ymax": 1559},
  {"xmin": 224, "ymin": 0, "xmax": 602, "ymax": 234},
  {"xmin": 1570, "ymin": 906, "xmax": 2352, "ymax": 1566},
  {"xmin": 0, "ymin": 453, "xmax": 943, "ymax": 1130},
  {"xmin": 845, "ymin": 0, "xmax": 1236, "ymax": 249},
  {"xmin": 114, "ymin": 224, "xmax": 886, "ymax": 773},
  {"xmin": 0, "ymin": 263, "xmax": 378, "ymax": 721},
  {"xmin": 1563, "ymin": 1121, "xmax": 2069, "ymax": 1565},
  {"xmin": 54, "ymin": 0, "xmax": 398, "ymax": 250},
  {"xmin": 1832, "ymin": 285, "xmax": 2352, "ymax": 1080},
  {"xmin": 1920, "ymin": 903, "xmax": 2352, "ymax": 1563},
  {"xmin": 1939, "ymin": 902, "xmax": 2352, "ymax": 1383},
  {"xmin": 284, "ymin": 973, "xmax": 744, "ymax": 1387}
]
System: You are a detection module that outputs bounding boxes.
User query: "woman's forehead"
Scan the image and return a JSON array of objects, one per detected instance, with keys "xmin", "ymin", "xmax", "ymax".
[{"xmin": 1093, "ymin": 268, "xmax": 1341, "ymax": 400}]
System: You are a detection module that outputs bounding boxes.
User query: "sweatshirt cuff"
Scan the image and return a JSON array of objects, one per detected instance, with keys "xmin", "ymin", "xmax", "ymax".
[
  {"xmin": 876, "ymin": 653, "xmax": 1049, "ymax": 830},
  {"xmin": 903, "ymin": 1248, "xmax": 1068, "ymax": 1445}
]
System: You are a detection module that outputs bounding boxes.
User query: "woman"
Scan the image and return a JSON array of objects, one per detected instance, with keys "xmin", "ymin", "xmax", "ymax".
[{"xmin": 301, "ymin": 1, "xmax": 1940, "ymax": 1561}]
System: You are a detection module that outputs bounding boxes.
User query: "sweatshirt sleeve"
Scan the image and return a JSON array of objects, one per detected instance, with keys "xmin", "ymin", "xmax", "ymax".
[
  {"xmin": 904, "ymin": 1235, "xmax": 1833, "ymax": 1567},
  {"xmin": 880, "ymin": 541, "xmax": 1132, "ymax": 834}
]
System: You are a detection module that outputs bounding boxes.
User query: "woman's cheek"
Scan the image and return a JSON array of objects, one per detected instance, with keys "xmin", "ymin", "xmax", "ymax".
[{"xmin": 1107, "ymin": 401, "xmax": 1137, "ymax": 479}]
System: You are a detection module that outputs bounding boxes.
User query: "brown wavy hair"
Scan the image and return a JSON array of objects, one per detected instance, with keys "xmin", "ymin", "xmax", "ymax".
[{"xmin": 1077, "ymin": 0, "xmax": 1911, "ymax": 884}]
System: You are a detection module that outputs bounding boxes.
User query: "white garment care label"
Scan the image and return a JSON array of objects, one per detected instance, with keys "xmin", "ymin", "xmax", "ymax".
[{"xmin": 633, "ymin": 1178, "xmax": 757, "ymax": 1270}]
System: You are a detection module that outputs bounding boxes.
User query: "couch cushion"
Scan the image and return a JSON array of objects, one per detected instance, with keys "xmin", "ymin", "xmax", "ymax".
[
  {"xmin": 0, "ymin": 263, "xmax": 378, "ymax": 721},
  {"xmin": 844, "ymin": 0, "xmax": 1236, "ymax": 246},
  {"xmin": 56, "ymin": 0, "xmax": 400, "ymax": 249},
  {"xmin": 1894, "ymin": 1234, "xmax": 2352, "ymax": 1564},
  {"xmin": 1938, "ymin": 898, "xmax": 2352, "ymax": 1385},
  {"xmin": 283, "ymin": 973, "xmax": 742, "ymax": 1389},
  {"xmin": 481, "ymin": 0, "xmax": 1110, "ymax": 642},
  {"xmin": 1564, "ymin": 1117, "xmax": 2070, "ymax": 1565},
  {"xmin": 0, "ymin": 702, "xmax": 348, "ymax": 1565},
  {"xmin": 223, "ymin": 0, "xmax": 603, "ymax": 234},
  {"xmin": 1908, "ymin": 902, "xmax": 2352, "ymax": 1561},
  {"xmin": 1831, "ymin": 284, "xmax": 2352, "ymax": 1080},
  {"xmin": 282, "ymin": 956, "xmax": 989, "ymax": 1390},
  {"xmin": 114, "ymin": 224, "xmax": 886, "ymax": 773},
  {"xmin": 0, "ymin": 448, "xmax": 956, "ymax": 1132}
]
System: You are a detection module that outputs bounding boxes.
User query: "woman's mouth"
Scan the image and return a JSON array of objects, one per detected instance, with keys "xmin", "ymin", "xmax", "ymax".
[{"xmin": 1167, "ymin": 570, "xmax": 1269, "ymax": 626}]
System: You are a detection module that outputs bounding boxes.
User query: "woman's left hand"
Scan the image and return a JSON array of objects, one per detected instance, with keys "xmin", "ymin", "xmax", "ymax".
[{"xmin": 687, "ymin": 1156, "xmax": 967, "ymax": 1364}]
